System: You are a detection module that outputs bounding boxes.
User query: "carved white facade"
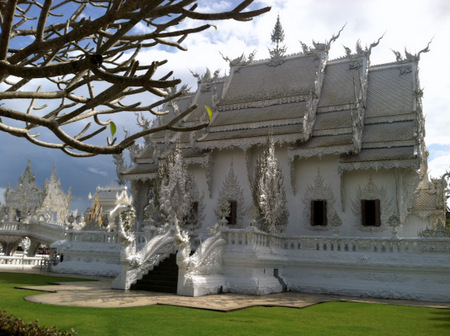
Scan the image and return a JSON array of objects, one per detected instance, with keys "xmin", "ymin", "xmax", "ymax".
[
  {"xmin": 2, "ymin": 160, "xmax": 43, "ymax": 223},
  {"xmin": 60, "ymin": 23, "xmax": 450, "ymax": 302},
  {"xmin": 37, "ymin": 167, "xmax": 73, "ymax": 225},
  {"xmin": 0, "ymin": 161, "xmax": 72, "ymax": 257}
]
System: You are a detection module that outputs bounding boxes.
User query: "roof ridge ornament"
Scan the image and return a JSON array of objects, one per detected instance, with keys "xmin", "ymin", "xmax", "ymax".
[
  {"xmin": 405, "ymin": 38, "xmax": 433, "ymax": 62},
  {"xmin": 268, "ymin": 15, "xmax": 287, "ymax": 67},
  {"xmin": 326, "ymin": 24, "xmax": 346, "ymax": 51},
  {"xmin": 353, "ymin": 34, "xmax": 384, "ymax": 57},
  {"xmin": 342, "ymin": 32, "xmax": 383, "ymax": 59},
  {"xmin": 300, "ymin": 24, "xmax": 345, "ymax": 55},
  {"xmin": 367, "ymin": 34, "xmax": 384, "ymax": 56},
  {"xmin": 220, "ymin": 50, "xmax": 257, "ymax": 72}
]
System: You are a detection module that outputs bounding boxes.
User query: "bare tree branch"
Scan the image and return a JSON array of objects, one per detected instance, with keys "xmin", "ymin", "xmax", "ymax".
[{"xmin": 0, "ymin": 0, "xmax": 271, "ymax": 156}]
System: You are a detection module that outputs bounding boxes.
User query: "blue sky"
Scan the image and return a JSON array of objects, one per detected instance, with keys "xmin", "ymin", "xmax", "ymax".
[{"xmin": 1, "ymin": 0, "xmax": 449, "ymax": 212}]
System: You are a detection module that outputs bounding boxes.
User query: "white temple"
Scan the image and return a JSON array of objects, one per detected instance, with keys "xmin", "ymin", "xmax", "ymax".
[
  {"xmin": 109, "ymin": 22, "xmax": 449, "ymax": 300},
  {"xmin": 2, "ymin": 21, "xmax": 449, "ymax": 301},
  {"xmin": 0, "ymin": 160, "xmax": 72, "ymax": 256}
]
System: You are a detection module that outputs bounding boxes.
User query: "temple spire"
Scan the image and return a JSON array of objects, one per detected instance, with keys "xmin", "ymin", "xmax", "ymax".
[
  {"xmin": 271, "ymin": 15, "xmax": 285, "ymax": 50},
  {"xmin": 268, "ymin": 15, "xmax": 286, "ymax": 67}
]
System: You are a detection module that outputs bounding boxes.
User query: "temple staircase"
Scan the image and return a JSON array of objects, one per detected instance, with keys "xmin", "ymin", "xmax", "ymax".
[
  {"xmin": 130, "ymin": 253, "xmax": 178, "ymax": 293},
  {"xmin": 111, "ymin": 224, "xmax": 178, "ymax": 291}
]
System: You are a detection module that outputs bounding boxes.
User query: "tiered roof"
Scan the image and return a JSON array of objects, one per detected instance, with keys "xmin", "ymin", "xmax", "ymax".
[{"xmin": 123, "ymin": 33, "xmax": 426, "ymax": 181}]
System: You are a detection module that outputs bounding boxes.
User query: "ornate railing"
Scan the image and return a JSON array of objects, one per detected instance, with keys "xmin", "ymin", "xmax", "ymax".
[
  {"xmin": 0, "ymin": 255, "xmax": 49, "ymax": 267},
  {"xmin": 64, "ymin": 229, "xmax": 148, "ymax": 245},
  {"xmin": 222, "ymin": 228, "xmax": 450, "ymax": 254},
  {"xmin": 0, "ymin": 222, "xmax": 21, "ymax": 231},
  {"xmin": 0, "ymin": 222, "xmax": 65, "ymax": 242},
  {"xmin": 66, "ymin": 230, "xmax": 119, "ymax": 244}
]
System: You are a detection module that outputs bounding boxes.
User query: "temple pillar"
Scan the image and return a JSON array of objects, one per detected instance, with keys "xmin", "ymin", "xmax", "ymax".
[
  {"xmin": 0, "ymin": 236, "xmax": 21, "ymax": 256},
  {"xmin": 28, "ymin": 238, "xmax": 41, "ymax": 257}
]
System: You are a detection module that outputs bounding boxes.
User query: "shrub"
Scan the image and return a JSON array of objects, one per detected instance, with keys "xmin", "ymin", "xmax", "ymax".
[{"xmin": 0, "ymin": 311, "xmax": 77, "ymax": 336}]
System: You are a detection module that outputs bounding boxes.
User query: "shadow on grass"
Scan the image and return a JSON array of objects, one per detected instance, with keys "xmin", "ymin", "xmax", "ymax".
[{"xmin": 429, "ymin": 310, "xmax": 450, "ymax": 329}]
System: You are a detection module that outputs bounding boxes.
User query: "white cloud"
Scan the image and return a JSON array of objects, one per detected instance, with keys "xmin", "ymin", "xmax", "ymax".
[
  {"xmin": 429, "ymin": 154, "xmax": 450, "ymax": 179},
  {"xmin": 191, "ymin": 1, "xmax": 450, "ymax": 150},
  {"xmin": 88, "ymin": 167, "xmax": 108, "ymax": 177},
  {"xmin": 2, "ymin": 0, "xmax": 449, "ymax": 212}
]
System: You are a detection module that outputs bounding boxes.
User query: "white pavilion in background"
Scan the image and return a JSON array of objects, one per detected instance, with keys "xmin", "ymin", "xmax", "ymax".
[
  {"xmin": 83, "ymin": 184, "xmax": 133, "ymax": 231},
  {"xmin": 0, "ymin": 161, "xmax": 73, "ymax": 256}
]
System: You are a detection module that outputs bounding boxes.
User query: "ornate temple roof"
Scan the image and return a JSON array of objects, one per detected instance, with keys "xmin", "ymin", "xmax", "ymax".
[
  {"xmin": 1, "ymin": 161, "xmax": 72, "ymax": 224},
  {"xmin": 122, "ymin": 25, "xmax": 427, "ymax": 180},
  {"xmin": 88, "ymin": 183, "xmax": 131, "ymax": 206}
]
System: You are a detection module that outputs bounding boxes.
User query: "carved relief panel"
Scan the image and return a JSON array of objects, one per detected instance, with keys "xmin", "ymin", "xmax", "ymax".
[
  {"xmin": 351, "ymin": 176, "xmax": 394, "ymax": 232},
  {"xmin": 216, "ymin": 162, "xmax": 245, "ymax": 226},
  {"xmin": 303, "ymin": 170, "xmax": 340, "ymax": 232}
]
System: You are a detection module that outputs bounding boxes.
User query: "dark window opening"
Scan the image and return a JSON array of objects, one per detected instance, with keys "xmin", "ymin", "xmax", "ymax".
[
  {"xmin": 190, "ymin": 201, "xmax": 199, "ymax": 223},
  {"xmin": 361, "ymin": 199, "xmax": 381, "ymax": 227},
  {"xmin": 183, "ymin": 201, "xmax": 199, "ymax": 225},
  {"xmin": 226, "ymin": 200, "xmax": 237, "ymax": 225},
  {"xmin": 311, "ymin": 200, "xmax": 327, "ymax": 226}
]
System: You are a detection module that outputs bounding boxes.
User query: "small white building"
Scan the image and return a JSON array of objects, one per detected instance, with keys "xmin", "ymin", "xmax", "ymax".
[
  {"xmin": 51, "ymin": 183, "xmax": 132, "ymax": 277},
  {"xmin": 0, "ymin": 161, "xmax": 71, "ymax": 256},
  {"xmin": 85, "ymin": 184, "xmax": 132, "ymax": 231}
]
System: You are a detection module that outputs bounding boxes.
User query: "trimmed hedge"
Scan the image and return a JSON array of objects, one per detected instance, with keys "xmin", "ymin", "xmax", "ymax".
[{"xmin": 0, "ymin": 311, "xmax": 77, "ymax": 336}]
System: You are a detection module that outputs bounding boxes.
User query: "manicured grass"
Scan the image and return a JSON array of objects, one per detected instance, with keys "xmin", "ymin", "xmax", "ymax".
[{"xmin": 0, "ymin": 272, "xmax": 449, "ymax": 336}]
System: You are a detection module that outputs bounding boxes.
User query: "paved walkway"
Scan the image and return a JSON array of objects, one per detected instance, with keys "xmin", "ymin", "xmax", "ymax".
[{"xmin": 15, "ymin": 273, "xmax": 450, "ymax": 311}]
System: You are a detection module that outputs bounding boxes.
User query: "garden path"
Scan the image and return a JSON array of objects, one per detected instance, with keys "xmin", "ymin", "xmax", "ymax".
[{"xmin": 16, "ymin": 273, "xmax": 450, "ymax": 311}]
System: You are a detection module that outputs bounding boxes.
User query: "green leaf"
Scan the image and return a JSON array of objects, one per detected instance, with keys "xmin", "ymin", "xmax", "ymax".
[
  {"xmin": 110, "ymin": 121, "xmax": 116, "ymax": 137},
  {"xmin": 205, "ymin": 105, "xmax": 213, "ymax": 122},
  {"xmin": 211, "ymin": 25, "xmax": 217, "ymax": 30}
]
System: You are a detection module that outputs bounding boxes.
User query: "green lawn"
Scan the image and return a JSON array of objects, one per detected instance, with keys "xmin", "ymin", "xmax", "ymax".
[{"xmin": 0, "ymin": 272, "xmax": 448, "ymax": 336}]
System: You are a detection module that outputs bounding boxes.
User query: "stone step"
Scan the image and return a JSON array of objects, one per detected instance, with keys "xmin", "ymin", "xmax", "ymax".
[
  {"xmin": 131, "ymin": 284, "xmax": 177, "ymax": 293},
  {"xmin": 134, "ymin": 277, "xmax": 178, "ymax": 287},
  {"xmin": 130, "ymin": 253, "xmax": 178, "ymax": 293}
]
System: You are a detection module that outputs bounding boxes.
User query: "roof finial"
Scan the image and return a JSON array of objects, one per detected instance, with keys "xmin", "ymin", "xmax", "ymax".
[
  {"xmin": 268, "ymin": 15, "xmax": 286, "ymax": 67},
  {"xmin": 271, "ymin": 15, "xmax": 285, "ymax": 50}
]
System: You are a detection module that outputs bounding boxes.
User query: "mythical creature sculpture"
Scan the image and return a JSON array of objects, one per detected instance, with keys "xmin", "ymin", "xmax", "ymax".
[
  {"xmin": 116, "ymin": 212, "xmax": 139, "ymax": 268},
  {"xmin": 405, "ymin": 39, "xmax": 432, "ymax": 62},
  {"xmin": 343, "ymin": 45, "xmax": 352, "ymax": 57},
  {"xmin": 391, "ymin": 49, "xmax": 403, "ymax": 62},
  {"xmin": 113, "ymin": 153, "xmax": 126, "ymax": 185},
  {"xmin": 112, "ymin": 211, "xmax": 175, "ymax": 290},
  {"xmin": 300, "ymin": 41, "xmax": 310, "ymax": 54},
  {"xmin": 174, "ymin": 218, "xmax": 192, "ymax": 269},
  {"xmin": 174, "ymin": 219, "xmax": 226, "ymax": 285},
  {"xmin": 247, "ymin": 50, "xmax": 257, "ymax": 63},
  {"xmin": 190, "ymin": 68, "xmax": 219, "ymax": 84},
  {"xmin": 220, "ymin": 52, "xmax": 247, "ymax": 68}
]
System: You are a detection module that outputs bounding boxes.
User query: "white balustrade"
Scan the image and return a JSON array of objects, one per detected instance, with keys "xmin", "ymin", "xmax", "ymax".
[
  {"xmin": 0, "ymin": 221, "xmax": 65, "ymax": 242},
  {"xmin": 0, "ymin": 255, "xmax": 49, "ymax": 267},
  {"xmin": 221, "ymin": 228, "xmax": 450, "ymax": 255},
  {"xmin": 65, "ymin": 230, "xmax": 118, "ymax": 244},
  {"xmin": 0, "ymin": 222, "xmax": 21, "ymax": 231}
]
